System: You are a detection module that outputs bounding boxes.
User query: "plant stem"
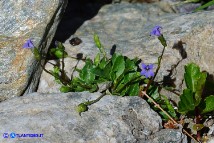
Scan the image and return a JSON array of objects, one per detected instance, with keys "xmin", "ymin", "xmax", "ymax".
[
  {"xmin": 143, "ymin": 46, "xmax": 166, "ymax": 92},
  {"xmin": 195, "ymin": 108, "xmax": 202, "ymax": 141},
  {"xmin": 152, "ymin": 46, "xmax": 166, "ymax": 81},
  {"xmin": 85, "ymin": 92, "xmax": 106, "ymax": 106},
  {"xmin": 140, "ymin": 91, "xmax": 199, "ymax": 143}
]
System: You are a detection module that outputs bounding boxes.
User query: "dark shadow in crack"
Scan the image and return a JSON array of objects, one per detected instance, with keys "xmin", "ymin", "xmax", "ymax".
[
  {"xmin": 53, "ymin": 0, "xmax": 112, "ymax": 43},
  {"xmin": 172, "ymin": 40, "xmax": 187, "ymax": 59}
]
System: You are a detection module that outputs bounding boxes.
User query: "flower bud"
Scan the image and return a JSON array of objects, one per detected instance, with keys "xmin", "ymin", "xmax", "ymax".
[
  {"xmin": 94, "ymin": 34, "xmax": 101, "ymax": 49},
  {"xmin": 158, "ymin": 35, "xmax": 167, "ymax": 47},
  {"xmin": 76, "ymin": 103, "xmax": 88, "ymax": 116}
]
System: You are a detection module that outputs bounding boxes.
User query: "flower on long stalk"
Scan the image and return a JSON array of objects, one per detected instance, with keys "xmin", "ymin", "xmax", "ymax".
[
  {"xmin": 151, "ymin": 25, "xmax": 167, "ymax": 47},
  {"xmin": 23, "ymin": 39, "xmax": 34, "ymax": 49},
  {"xmin": 140, "ymin": 63, "xmax": 154, "ymax": 78},
  {"xmin": 23, "ymin": 39, "xmax": 41, "ymax": 60},
  {"xmin": 150, "ymin": 25, "xmax": 162, "ymax": 37}
]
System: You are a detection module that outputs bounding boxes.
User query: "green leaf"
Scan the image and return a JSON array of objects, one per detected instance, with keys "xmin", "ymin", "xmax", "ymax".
[
  {"xmin": 178, "ymin": 89, "xmax": 196, "ymax": 114},
  {"xmin": 53, "ymin": 66, "xmax": 60, "ymax": 74},
  {"xmin": 125, "ymin": 58, "xmax": 137, "ymax": 72},
  {"xmin": 54, "ymin": 49, "xmax": 68, "ymax": 59},
  {"xmin": 193, "ymin": 124, "xmax": 204, "ymax": 131},
  {"xmin": 80, "ymin": 59, "xmax": 95, "ymax": 84},
  {"xmin": 102, "ymin": 62, "xmax": 113, "ymax": 80},
  {"xmin": 184, "ymin": 63, "xmax": 207, "ymax": 105},
  {"xmin": 57, "ymin": 42, "xmax": 65, "ymax": 49},
  {"xmin": 113, "ymin": 72, "xmax": 139, "ymax": 94},
  {"xmin": 99, "ymin": 58, "xmax": 107, "ymax": 69},
  {"xmin": 127, "ymin": 83, "xmax": 139, "ymax": 96},
  {"xmin": 94, "ymin": 53, "xmax": 100, "ymax": 66},
  {"xmin": 148, "ymin": 86, "xmax": 160, "ymax": 101},
  {"xmin": 110, "ymin": 54, "xmax": 125, "ymax": 80},
  {"xmin": 195, "ymin": 72, "xmax": 207, "ymax": 105},
  {"xmin": 49, "ymin": 66, "xmax": 61, "ymax": 84},
  {"xmin": 194, "ymin": 0, "xmax": 214, "ymax": 12},
  {"xmin": 89, "ymin": 84, "xmax": 98, "ymax": 92},
  {"xmin": 184, "ymin": 63, "xmax": 200, "ymax": 91},
  {"xmin": 50, "ymin": 42, "xmax": 67, "ymax": 59},
  {"xmin": 94, "ymin": 34, "xmax": 102, "ymax": 49},
  {"xmin": 60, "ymin": 86, "xmax": 71, "ymax": 93},
  {"xmin": 145, "ymin": 86, "xmax": 177, "ymax": 121},
  {"xmin": 33, "ymin": 48, "xmax": 41, "ymax": 60},
  {"xmin": 162, "ymin": 95, "xmax": 177, "ymax": 119},
  {"xmin": 201, "ymin": 95, "xmax": 214, "ymax": 114},
  {"xmin": 111, "ymin": 53, "xmax": 118, "ymax": 65}
]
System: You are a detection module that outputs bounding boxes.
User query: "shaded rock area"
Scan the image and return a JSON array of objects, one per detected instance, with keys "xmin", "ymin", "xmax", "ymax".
[
  {"xmin": 0, "ymin": 0, "xmax": 67, "ymax": 101},
  {"xmin": 39, "ymin": 3, "xmax": 214, "ymax": 96},
  {"xmin": 0, "ymin": 92, "xmax": 187, "ymax": 143}
]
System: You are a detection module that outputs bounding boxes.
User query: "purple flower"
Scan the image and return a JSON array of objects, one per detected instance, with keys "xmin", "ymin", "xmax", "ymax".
[
  {"xmin": 150, "ymin": 25, "xmax": 162, "ymax": 37},
  {"xmin": 23, "ymin": 39, "xmax": 34, "ymax": 48},
  {"xmin": 141, "ymin": 63, "xmax": 154, "ymax": 78}
]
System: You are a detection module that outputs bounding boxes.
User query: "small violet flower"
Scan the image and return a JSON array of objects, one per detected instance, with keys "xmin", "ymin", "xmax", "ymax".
[
  {"xmin": 150, "ymin": 25, "xmax": 162, "ymax": 37},
  {"xmin": 141, "ymin": 63, "xmax": 154, "ymax": 78},
  {"xmin": 23, "ymin": 39, "xmax": 34, "ymax": 49}
]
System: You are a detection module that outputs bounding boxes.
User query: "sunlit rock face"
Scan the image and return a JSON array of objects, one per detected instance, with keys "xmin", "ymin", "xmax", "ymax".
[
  {"xmin": 0, "ymin": 0, "xmax": 67, "ymax": 101},
  {"xmin": 0, "ymin": 92, "xmax": 187, "ymax": 143}
]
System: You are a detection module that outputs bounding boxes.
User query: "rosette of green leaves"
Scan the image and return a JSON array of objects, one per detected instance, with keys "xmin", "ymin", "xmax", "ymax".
[
  {"xmin": 68, "ymin": 34, "xmax": 143, "ymax": 96},
  {"xmin": 70, "ymin": 58, "xmax": 98, "ymax": 92},
  {"xmin": 178, "ymin": 63, "xmax": 214, "ymax": 116},
  {"xmin": 92, "ymin": 53, "xmax": 142, "ymax": 96}
]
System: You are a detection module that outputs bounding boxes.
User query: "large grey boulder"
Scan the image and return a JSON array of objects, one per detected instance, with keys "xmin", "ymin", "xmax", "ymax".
[
  {"xmin": 0, "ymin": 0, "xmax": 67, "ymax": 101},
  {"xmin": 0, "ymin": 92, "xmax": 186, "ymax": 143},
  {"xmin": 38, "ymin": 3, "xmax": 214, "ymax": 95}
]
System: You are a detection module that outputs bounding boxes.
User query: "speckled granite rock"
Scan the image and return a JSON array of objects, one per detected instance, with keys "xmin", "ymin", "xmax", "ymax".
[
  {"xmin": 0, "ymin": 92, "xmax": 186, "ymax": 143},
  {"xmin": 39, "ymin": 3, "xmax": 214, "ymax": 94},
  {"xmin": 0, "ymin": 0, "xmax": 67, "ymax": 101}
]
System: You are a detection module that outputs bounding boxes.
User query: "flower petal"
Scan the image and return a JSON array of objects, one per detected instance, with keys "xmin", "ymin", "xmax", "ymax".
[
  {"xmin": 141, "ymin": 63, "xmax": 147, "ymax": 69},
  {"xmin": 150, "ymin": 25, "xmax": 162, "ymax": 36},
  {"xmin": 23, "ymin": 39, "xmax": 34, "ymax": 48},
  {"xmin": 148, "ymin": 64, "xmax": 154, "ymax": 69}
]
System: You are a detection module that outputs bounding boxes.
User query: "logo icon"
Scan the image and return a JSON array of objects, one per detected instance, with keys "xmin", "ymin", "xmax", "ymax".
[
  {"xmin": 10, "ymin": 132, "xmax": 16, "ymax": 138},
  {"xmin": 3, "ymin": 133, "xmax": 9, "ymax": 138}
]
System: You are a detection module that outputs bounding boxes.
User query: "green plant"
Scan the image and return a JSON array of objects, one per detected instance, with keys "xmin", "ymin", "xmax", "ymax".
[
  {"xmin": 178, "ymin": 63, "xmax": 214, "ymax": 140},
  {"xmin": 60, "ymin": 34, "xmax": 144, "ymax": 96},
  {"xmin": 194, "ymin": 0, "xmax": 214, "ymax": 11},
  {"xmin": 22, "ymin": 25, "xmax": 214, "ymax": 142},
  {"xmin": 177, "ymin": 0, "xmax": 214, "ymax": 12}
]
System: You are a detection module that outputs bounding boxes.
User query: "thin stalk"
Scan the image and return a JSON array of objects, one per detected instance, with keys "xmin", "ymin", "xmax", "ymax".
[
  {"xmin": 143, "ymin": 46, "xmax": 166, "ymax": 92},
  {"xmin": 85, "ymin": 92, "xmax": 106, "ymax": 106},
  {"xmin": 152, "ymin": 46, "xmax": 166, "ymax": 81},
  {"xmin": 141, "ymin": 91, "xmax": 199, "ymax": 143},
  {"xmin": 195, "ymin": 108, "xmax": 202, "ymax": 141}
]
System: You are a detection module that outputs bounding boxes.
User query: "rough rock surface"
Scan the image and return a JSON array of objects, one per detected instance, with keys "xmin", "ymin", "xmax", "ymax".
[
  {"xmin": 0, "ymin": 0, "xmax": 67, "ymax": 101},
  {"xmin": 38, "ymin": 3, "xmax": 214, "ymax": 95},
  {"xmin": 0, "ymin": 92, "xmax": 186, "ymax": 143}
]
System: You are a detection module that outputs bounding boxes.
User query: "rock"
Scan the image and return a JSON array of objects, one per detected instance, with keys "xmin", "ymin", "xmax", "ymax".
[
  {"xmin": 0, "ymin": 91, "xmax": 186, "ymax": 142},
  {"xmin": 0, "ymin": 0, "xmax": 68, "ymax": 101},
  {"xmin": 39, "ymin": 3, "xmax": 214, "ymax": 96}
]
